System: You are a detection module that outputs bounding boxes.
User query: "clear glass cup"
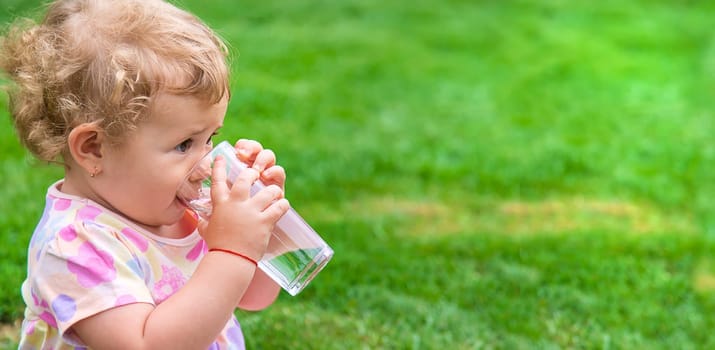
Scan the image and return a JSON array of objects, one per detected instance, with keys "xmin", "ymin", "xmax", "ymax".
[{"xmin": 177, "ymin": 141, "xmax": 333, "ymax": 296}]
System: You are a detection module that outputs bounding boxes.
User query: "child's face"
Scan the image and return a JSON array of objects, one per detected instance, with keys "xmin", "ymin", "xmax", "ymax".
[{"xmin": 95, "ymin": 92, "xmax": 228, "ymax": 233}]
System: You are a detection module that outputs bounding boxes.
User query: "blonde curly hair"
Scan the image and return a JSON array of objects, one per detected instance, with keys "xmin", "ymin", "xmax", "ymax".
[{"xmin": 0, "ymin": 0, "xmax": 230, "ymax": 162}]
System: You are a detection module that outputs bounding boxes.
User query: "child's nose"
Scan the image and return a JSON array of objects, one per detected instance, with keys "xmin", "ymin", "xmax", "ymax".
[{"xmin": 188, "ymin": 158, "xmax": 212, "ymax": 182}]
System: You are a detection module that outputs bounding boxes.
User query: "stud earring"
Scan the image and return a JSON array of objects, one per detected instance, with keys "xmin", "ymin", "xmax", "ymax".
[{"xmin": 90, "ymin": 167, "xmax": 98, "ymax": 178}]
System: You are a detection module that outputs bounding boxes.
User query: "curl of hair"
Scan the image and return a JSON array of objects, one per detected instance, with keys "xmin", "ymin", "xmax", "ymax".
[{"xmin": 0, "ymin": 0, "xmax": 230, "ymax": 162}]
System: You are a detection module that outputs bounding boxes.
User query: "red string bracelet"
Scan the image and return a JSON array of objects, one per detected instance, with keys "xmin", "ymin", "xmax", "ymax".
[{"xmin": 208, "ymin": 248, "xmax": 258, "ymax": 266}]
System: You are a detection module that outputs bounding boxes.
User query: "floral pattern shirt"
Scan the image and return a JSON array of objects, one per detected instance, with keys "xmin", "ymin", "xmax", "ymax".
[{"xmin": 19, "ymin": 180, "xmax": 245, "ymax": 349}]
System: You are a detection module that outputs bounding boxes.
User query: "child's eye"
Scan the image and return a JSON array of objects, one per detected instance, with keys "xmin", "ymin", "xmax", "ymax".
[{"xmin": 175, "ymin": 139, "xmax": 193, "ymax": 153}]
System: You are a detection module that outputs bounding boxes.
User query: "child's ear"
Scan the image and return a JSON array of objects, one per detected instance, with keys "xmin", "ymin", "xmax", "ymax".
[{"xmin": 67, "ymin": 123, "xmax": 105, "ymax": 176}]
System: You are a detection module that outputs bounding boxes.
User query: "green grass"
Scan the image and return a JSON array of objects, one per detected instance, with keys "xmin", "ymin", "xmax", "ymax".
[{"xmin": 3, "ymin": 0, "xmax": 715, "ymax": 348}]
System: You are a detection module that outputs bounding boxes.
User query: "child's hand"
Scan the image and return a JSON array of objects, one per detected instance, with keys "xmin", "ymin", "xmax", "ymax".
[
  {"xmin": 235, "ymin": 139, "xmax": 287, "ymax": 192},
  {"xmin": 203, "ymin": 155, "xmax": 290, "ymax": 262}
]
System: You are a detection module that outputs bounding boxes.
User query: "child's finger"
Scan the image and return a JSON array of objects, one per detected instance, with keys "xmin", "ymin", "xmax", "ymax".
[
  {"xmin": 261, "ymin": 165, "xmax": 286, "ymax": 188},
  {"xmin": 210, "ymin": 155, "xmax": 229, "ymax": 202},
  {"xmin": 235, "ymin": 139, "xmax": 263, "ymax": 163},
  {"xmin": 265, "ymin": 198, "xmax": 291, "ymax": 221},
  {"xmin": 252, "ymin": 149, "xmax": 276, "ymax": 172},
  {"xmin": 252, "ymin": 184, "xmax": 284, "ymax": 209},
  {"xmin": 230, "ymin": 167, "xmax": 261, "ymax": 201}
]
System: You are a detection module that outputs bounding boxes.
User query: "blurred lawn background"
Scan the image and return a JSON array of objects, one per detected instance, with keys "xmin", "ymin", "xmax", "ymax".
[{"xmin": 3, "ymin": 0, "xmax": 715, "ymax": 348}]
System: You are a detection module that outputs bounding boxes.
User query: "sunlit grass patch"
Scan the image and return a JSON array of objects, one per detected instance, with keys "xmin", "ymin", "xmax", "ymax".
[
  {"xmin": 693, "ymin": 260, "xmax": 715, "ymax": 294},
  {"xmin": 307, "ymin": 196, "xmax": 698, "ymax": 237},
  {"xmin": 496, "ymin": 198, "xmax": 697, "ymax": 235}
]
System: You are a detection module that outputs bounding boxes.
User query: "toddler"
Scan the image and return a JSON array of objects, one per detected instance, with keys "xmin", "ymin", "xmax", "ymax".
[{"xmin": 0, "ymin": 0, "xmax": 290, "ymax": 348}]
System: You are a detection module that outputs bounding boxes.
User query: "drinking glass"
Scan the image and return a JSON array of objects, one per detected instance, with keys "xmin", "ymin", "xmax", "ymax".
[{"xmin": 177, "ymin": 141, "xmax": 333, "ymax": 296}]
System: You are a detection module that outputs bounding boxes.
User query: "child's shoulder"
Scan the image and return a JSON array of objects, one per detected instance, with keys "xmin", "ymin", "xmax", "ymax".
[
  {"xmin": 43, "ymin": 181, "xmax": 124, "ymax": 231},
  {"xmin": 30, "ymin": 180, "xmax": 141, "ymax": 255}
]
